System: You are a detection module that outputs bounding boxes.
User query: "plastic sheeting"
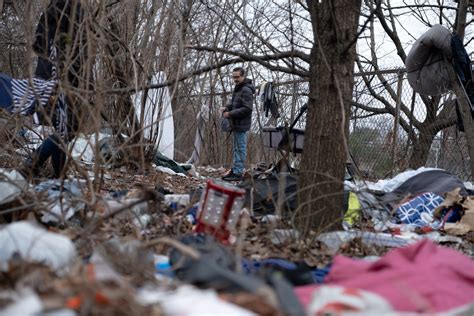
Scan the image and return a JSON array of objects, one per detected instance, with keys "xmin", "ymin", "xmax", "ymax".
[
  {"xmin": 34, "ymin": 179, "xmax": 85, "ymax": 224},
  {"xmin": 317, "ymin": 231, "xmax": 410, "ymax": 253},
  {"xmin": 133, "ymin": 72, "xmax": 174, "ymax": 160},
  {"xmin": 0, "ymin": 221, "xmax": 76, "ymax": 273},
  {"xmin": 0, "ymin": 169, "xmax": 28, "ymax": 205},
  {"xmin": 70, "ymin": 132, "xmax": 111, "ymax": 164},
  {"xmin": 362, "ymin": 167, "xmax": 440, "ymax": 193}
]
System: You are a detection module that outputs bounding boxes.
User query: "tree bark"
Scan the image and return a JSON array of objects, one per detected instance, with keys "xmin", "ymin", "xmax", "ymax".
[
  {"xmin": 296, "ymin": 0, "xmax": 361, "ymax": 235},
  {"xmin": 408, "ymin": 128, "xmax": 436, "ymax": 168}
]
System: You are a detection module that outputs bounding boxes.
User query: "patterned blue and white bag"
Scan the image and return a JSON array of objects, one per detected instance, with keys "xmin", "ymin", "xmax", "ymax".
[{"xmin": 394, "ymin": 192, "xmax": 445, "ymax": 229}]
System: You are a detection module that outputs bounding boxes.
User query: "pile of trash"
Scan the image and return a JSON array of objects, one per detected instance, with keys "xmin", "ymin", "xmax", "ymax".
[
  {"xmin": 2, "ymin": 220, "xmax": 474, "ymax": 315},
  {"xmin": 2, "ymin": 134, "xmax": 474, "ymax": 315}
]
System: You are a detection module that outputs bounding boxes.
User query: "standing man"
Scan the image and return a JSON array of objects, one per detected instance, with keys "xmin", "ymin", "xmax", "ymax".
[
  {"xmin": 23, "ymin": 0, "xmax": 89, "ymax": 179},
  {"xmin": 221, "ymin": 67, "xmax": 255, "ymax": 181}
]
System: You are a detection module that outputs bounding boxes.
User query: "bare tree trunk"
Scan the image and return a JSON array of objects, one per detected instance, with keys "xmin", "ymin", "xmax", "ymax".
[
  {"xmin": 296, "ymin": 0, "xmax": 361, "ymax": 235},
  {"xmin": 105, "ymin": 17, "xmax": 145, "ymax": 169},
  {"xmin": 408, "ymin": 129, "xmax": 436, "ymax": 168},
  {"xmin": 454, "ymin": 0, "xmax": 468, "ymax": 40},
  {"xmin": 452, "ymin": 0, "xmax": 474, "ymax": 179}
]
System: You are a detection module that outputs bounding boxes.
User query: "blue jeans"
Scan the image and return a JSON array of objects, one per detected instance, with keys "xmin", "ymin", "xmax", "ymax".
[
  {"xmin": 30, "ymin": 135, "xmax": 66, "ymax": 178},
  {"xmin": 232, "ymin": 131, "xmax": 247, "ymax": 174}
]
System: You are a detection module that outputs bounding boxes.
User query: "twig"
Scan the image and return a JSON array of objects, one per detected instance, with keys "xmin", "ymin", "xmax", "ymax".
[{"xmin": 143, "ymin": 236, "xmax": 201, "ymax": 260}]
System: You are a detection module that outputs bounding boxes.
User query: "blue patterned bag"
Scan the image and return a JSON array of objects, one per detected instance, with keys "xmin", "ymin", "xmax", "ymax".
[{"xmin": 394, "ymin": 192, "xmax": 445, "ymax": 229}]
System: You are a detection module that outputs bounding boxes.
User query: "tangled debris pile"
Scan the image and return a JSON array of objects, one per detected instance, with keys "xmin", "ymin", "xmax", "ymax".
[{"xmin": 2, "ymin": 157, "xmax": 474, "ymax": 315}]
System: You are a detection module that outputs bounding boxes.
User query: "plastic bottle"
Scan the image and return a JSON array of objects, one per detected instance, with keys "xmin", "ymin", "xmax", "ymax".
[{"xmin": 154, "ymin": 255, "xmax": 174, "ymax": 278}]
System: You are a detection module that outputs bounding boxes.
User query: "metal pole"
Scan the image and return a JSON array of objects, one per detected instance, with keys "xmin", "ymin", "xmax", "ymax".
[{"xmin": 391, "ymin": 72, "xmax": 404, "ymax": 176}]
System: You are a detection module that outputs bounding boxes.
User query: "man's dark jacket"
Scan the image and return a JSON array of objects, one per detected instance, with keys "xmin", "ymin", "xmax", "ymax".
[
  {"xmin": 225, "ymin": 78, "xmax": 255, "ymax": 132},
  {"xmin": 33, "ymin": 0, "xmax": 85, "ymax": 87},
  {"xmin": 33, "ymin": 0, "xmax": 91, "ymax": 136}
]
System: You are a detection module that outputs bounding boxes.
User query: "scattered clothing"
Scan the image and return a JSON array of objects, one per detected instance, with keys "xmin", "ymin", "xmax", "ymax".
[
  {"xmin": 343, "ymin": 191, "xmax": 361, "ymax": 227},
  {"xmin": 324, "ymin": 240, "xmax": 474, "ymax": 313},
  {"xmin": 0, "ymin": 74, "xmax": 56, "ymax": 115},
  {"xmin": 259, "ymin": 81, "xmax": 279, "ymax": 119},
  {"xmin": 241, "ymin": 258, "xmax": 325, "ymax": 286},
  {"xmin": 0, "ymin": 74, "xmax": 67, "ymax": 136},
  {"xmin": 154, "ymin": 151, "xmax": 188, "ymax": 175}
]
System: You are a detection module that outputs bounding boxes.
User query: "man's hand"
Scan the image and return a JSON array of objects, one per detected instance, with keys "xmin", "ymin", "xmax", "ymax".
[{"xmin": 223, "ymin": 111, "xmax": 230, "ymax": 118}]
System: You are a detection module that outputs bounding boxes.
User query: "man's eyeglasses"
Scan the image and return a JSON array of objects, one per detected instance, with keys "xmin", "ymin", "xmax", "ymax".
[{"xmin": 232, "ymin": 75, "xmax": 241, "ymax": 79}]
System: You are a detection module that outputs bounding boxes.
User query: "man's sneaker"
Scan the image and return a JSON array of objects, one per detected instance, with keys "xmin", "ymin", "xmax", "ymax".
[
  {"xmin": 222, "ymin": 172, "xmax": 242, "ymax": 182},
  {"xmin": 222, "ymin": 169, "xmax": 232, "ymax": 177},
  {"xmin": 221, "ymin": 169, "xmax": 233, "ymax": 179}
]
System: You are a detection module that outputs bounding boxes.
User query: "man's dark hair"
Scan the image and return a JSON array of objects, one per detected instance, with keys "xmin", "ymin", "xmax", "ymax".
[{"xmin": 233, "ymin": 67, "xmax": 245, "ymax": 76}]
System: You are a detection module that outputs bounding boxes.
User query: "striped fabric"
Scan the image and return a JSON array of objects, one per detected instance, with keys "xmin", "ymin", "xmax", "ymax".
[
  {"xmin": 52, "ymin": 92, "xmax": 68, "ymax": 137},
  {"xmin": 0, "ymin": 73, "xmax": 68, "ymax": 136},
  {"xmin": 11, "ymin": 77, "xmax": 57, "ymax": 115}
]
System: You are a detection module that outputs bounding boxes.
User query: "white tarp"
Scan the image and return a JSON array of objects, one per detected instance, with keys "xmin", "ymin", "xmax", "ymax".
[
  {"xmin": 133, "ymin": 72, "xmax": 174, "ymax": 159},
  {"xmin": 187, "ymin": 104, "xmax": 209, "ymax": 165}
]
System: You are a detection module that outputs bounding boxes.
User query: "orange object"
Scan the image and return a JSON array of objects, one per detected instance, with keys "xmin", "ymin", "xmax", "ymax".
[{"xmin": 66, "ymin": 296, "xmax": 82, "ymax": 309}]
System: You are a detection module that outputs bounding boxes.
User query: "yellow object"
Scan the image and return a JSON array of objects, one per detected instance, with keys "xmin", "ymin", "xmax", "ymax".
[{"xmin": 343, "ymin": 192, "xmax": 361, "ymax": 226}]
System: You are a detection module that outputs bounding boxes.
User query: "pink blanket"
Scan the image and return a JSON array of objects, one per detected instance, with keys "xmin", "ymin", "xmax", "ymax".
[{"xmin": 320, "ymin": 240, "xmax": 474, "ymax": 312}]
